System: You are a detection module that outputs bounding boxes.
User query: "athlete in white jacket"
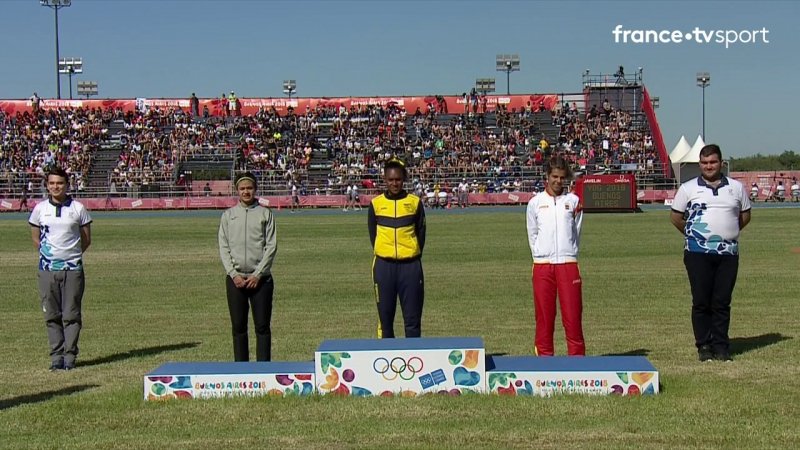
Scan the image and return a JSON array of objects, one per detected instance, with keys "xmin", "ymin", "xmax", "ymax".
[{"xmin": 526, "ymin": 157, "xmax": 585, "ymax": 356}]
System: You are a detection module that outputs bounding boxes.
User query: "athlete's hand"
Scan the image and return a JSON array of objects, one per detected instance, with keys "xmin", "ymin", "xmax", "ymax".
[
  {"xmin": 232, "ymin": 275, "xmax": 246, "ymax": 288},
  {"xmin": 244, "ymin": 275, "xmax": 261, "ymax": 289}
]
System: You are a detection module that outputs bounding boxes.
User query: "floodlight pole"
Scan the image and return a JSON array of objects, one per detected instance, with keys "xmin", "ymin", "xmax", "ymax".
[
  {"xmin": 55, "ymin": 7, "xmax": 60, "ymax": 99},
  {"xmin": 701, "ymin": 86, "xmax": 706, "ymax": 139},
  {"xmin": 68, "ymin": 67, "xmax": 74, "ymax": 100},
  {"xmin": 283, "ymin": 80, "xmax": 297, "ymax": 99},
  {"xmin": 696, "ymin": 72, "xmax": 711, "ymax": 140},
  {"xmin": 77, "ymin": 81, "xmax": 98, "ymax": 99},
  {"xmin": 41, "ymin": 1, "xmax": 71, "ymax": 99},
  {"xmin": 496, "ymin": 54, "xmax": 519, "ymax": 95},
  {"xmin": 505, "ymin": 62, "xmax": 511, "ymax": 95}
]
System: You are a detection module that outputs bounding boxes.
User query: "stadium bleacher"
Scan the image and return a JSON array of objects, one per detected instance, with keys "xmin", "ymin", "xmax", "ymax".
[{"xmin": 1, "ymin": 81, "xmax": 672, "ymax": 201}]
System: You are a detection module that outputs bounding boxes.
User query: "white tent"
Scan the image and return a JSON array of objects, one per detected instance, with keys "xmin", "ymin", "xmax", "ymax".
[
  {"xmin": 669, "ymin": 136, "xmax": 691, "ymax": 179},
  {"xmin": 674, "ymin": 135, "xmax": 705, "ymax": 183},
  {"xmin": 669, "ymin": 136, "xmax": 691, "ymax": 163},
  {"xmin": 679, "ymin": 135, "xmax": 706, "ymax": 164}
]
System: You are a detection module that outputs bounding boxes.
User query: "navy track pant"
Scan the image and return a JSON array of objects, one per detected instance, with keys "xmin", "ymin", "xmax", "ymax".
[{"xmin": 373, "ymin": 257, "xmax": 424, "ymax": 338}]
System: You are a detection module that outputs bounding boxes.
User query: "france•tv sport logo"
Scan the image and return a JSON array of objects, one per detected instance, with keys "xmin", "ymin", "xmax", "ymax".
[{"xmin": 612, "ymin": 25, "xmax": 769, "ymax": 48}]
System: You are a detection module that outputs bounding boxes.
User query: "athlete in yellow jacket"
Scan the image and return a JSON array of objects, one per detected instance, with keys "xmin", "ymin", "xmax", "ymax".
[{"xmin": 367, "ymin": 158, "xmax": 426, "ymax": 338}]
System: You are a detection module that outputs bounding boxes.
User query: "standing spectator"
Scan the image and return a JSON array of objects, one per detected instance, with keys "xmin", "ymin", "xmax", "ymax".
[
  {"xmin": 203, "ymin": 182, "xmax": 212, "ymax": 197},
  {"xmin": 19, "ymin": 185, "xmax": 29, "ymax": 212},
  {"xmin": 436, "ymin": 95, "xmax": 448, "ymax": 114},
  {"xmin": 218, "ymin": 172, "xmax": 278, "ymax": 361},
  {"xmin": 28, "ymin": 167, "xmax": 93, "ymax": 371},
  {"xmin": 470, "ymin": 88, "xmax": 479, "ymax": 115},
  {"xmin": 30, "ymin": 92, "xmax": 41, "ymax": 114},
  {"xmin": 220, "ymin": 94, "xmax": 229, "ymax": 118},
  {"xmin": 290, "ymin": 180, "xmax": 300, "ymax": 212},
  {"xmin": 351, "ymin": 182, "xmax": 362, "ymax": 211},
  {"xmin": 228, "ymin": 91, "xmax": 239, "ymax": 117},
  {"xmin": 790, "ymin": 177, "xmax": 799, "ymax": 202},
  {"xmin": 190, "ymin": 93, "xmax": 200, "ymax": 117},
  {"xmin": 458, "ymin": 178, "xmax": 469, "ymax": 208},
  {"xmin": 368, "ymin": 158, "xmax": 426, "ymax": 338},
  {"xmin": 670, "ymin": 144, "xmax": 751, "ymax": 362},
  {"xmin": 344, "ymin": 183, "xmax": 353, "ymax": 211},
  {"xmin": 526, "ymin": 156, "xmax": 585, "ymax": 356}
]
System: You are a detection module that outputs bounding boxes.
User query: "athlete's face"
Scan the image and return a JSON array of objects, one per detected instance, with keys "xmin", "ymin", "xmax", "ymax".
[
  {"xmin": 385, "ymin": 167, "xmax": 405, "ymax": 196},
  {"xmin": 47, "ymin": 174, "xmax": 68, "ymax": 202},
  {"xmin": 699, "ymin": 153, "xmax": 722, "ymax": 182},
  {"xmin": 546, "ymin": 168, "xmax": 568, "ymax": 196},
  {"xmin": 237, "ymin": 179, "xmax": 256, "ymax": 205}
]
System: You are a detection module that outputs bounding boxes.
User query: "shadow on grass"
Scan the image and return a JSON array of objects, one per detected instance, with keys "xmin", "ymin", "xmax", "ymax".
[
  {"xmin": 78, "ymin": 342, "xmax": 200, "ymax": 368},
  {"xmin": 600, "ymin": 348, "xmax": 650, "ymax": 357},
  {"xmin": 0, "ymin": 384, "xmax": 99, "ymax": 411},
  {"xmin": 730, "ymin": 333, "xmax": 792, "ymax": 356}
]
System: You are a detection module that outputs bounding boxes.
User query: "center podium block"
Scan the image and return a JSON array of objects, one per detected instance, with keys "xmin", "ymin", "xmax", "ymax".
[{"xmin": 315, "ymin": 337, "xmax": 485, "ymax": 396}]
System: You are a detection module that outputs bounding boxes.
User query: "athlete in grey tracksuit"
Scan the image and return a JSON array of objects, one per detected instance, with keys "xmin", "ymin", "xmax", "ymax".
[{"xmin": 218, "ymin": 173, "xmax": 277, "ymax": 361}]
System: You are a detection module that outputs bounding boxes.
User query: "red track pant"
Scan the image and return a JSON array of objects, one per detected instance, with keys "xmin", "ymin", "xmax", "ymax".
[{"xmin": 532, "ymin": 263, "xmax": 585, "ymax": 356}]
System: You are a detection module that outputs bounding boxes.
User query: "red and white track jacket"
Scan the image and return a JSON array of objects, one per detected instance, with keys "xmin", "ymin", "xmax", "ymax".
[{"xmin": 526, "ymin": 190, "xmax": 583, "ymax": 264}]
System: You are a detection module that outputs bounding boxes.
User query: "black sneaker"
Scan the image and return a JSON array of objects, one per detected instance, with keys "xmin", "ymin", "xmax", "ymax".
[
  {"xmin": 64, "ymin": 362, "xmax": 76, "ymax": 371},
  {"xmin": 714, "ymin": 351, "xmax": 733, "ymax": 362},
  {"xmin": 49, "ymin": 361, "xmax": 64, "ymax": 371},
  {"xmin": 698, "ymin": 345, "xmax": 714, "ymax": 362}
]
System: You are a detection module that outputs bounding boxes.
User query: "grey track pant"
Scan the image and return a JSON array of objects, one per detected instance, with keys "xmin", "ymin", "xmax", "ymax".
[{"xmin": 38, "ymin": 270, "xmax": 85, "ymax": 365}]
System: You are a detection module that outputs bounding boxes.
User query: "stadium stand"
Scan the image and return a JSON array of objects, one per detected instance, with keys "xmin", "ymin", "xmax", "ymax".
[{"xmin": 1, "ymin": 75, "xmax": 674, "ymax": 202}]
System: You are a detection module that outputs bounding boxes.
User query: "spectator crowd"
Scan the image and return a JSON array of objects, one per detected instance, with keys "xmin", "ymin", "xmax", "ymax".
[{"xmin": 2, "ymin": 93, "xmax": 662, "ymax": 198}]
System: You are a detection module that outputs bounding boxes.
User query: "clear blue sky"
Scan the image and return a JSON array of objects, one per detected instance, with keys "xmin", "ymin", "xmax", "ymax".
[{"xmin": 1, "ymin": 0, "xmax": 796, "ymax": 157}]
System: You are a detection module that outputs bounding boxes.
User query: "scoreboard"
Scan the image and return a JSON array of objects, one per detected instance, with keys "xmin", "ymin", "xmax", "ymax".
[{"xmin": 574, "ymin": 174, "xmax": 637, "ymax": 211}]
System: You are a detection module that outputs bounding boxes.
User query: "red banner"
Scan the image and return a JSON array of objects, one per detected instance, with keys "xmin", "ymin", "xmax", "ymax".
[{"xmin": 1, "ymin": 94, "xmax": 561, "ymax": 117}]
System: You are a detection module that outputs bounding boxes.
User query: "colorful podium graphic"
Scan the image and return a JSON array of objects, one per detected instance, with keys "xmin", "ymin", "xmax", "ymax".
[
  {"xmin": 487, "ymin": 356, "xmax": 659, "ymax": 396},
  {"xmin": 315, "ymin": 337, "xmax": 486, "ymax": 397},
  {"xmin": 144, "ymin": 361, "xmax": 314, "ymax": 400},
  {"xmin": 144, "ymin": 338, "xmax": 660, "ymax": 400}
]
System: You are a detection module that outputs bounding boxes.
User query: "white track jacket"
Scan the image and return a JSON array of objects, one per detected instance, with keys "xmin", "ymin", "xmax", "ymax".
[{"xmin": 526, "ymin": 191, "xmax": 583, "ymax": 264}]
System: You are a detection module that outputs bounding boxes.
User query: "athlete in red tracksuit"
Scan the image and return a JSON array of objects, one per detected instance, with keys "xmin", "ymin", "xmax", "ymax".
[{"xmin": 526, "ymin": 157, "xmax": 585, "ymax": 356}]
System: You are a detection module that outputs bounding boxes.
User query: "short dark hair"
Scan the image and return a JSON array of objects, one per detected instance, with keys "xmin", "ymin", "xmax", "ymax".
[
  {"xmin": 384, "ymin": 158, "xmax": 407, "ymax": 179},
  {"xmin": 234, "ymin": 172, "xmax": 257, "ymax": 189},
  {"xmin": 546, "ymin": 156, "xmax": 573, "ymax": 179},
  {"xmin": 699, "ymin": 144, "xmax": 722, "ymax": 160},
  {"xmin": 47, "ymin": 167, "xmax": 69, "ymax": 183}
]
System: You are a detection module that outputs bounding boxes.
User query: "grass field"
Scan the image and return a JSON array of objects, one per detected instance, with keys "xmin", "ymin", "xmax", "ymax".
[{"xmin": 1, "ymin": 206, "xmax": 798, "ymax": 449}]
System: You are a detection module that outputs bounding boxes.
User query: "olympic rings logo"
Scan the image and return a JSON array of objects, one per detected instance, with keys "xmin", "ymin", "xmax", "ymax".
[{"xmin": 372, "ymin": 356, "xmax": 424, "ymax": 381}]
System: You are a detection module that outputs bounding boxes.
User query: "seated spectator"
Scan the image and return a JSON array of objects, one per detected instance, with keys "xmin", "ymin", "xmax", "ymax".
[{"xmin": 776, "ymin": 181, "xmax": 786, "ymax": 202}]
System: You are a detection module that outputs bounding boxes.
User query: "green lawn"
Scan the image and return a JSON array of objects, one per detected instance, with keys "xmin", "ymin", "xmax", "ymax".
[{"xmin": 1, "ymin": 207, "xmax": 798, "ymax": 449}]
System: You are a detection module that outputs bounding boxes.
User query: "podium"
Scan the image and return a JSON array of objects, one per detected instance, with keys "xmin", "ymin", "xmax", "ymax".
[
  {"xmin": 144, "ymin": 361, "xmax": 314, "ymax": 400},
  {"xmin": 145, "ymin": 338, "xmax": 659, "ymax": 400},
  {"xmin": 315, "ymin": 337, "xmax": 485, "ymax": 397},
  {"xmin": 487, "ymin": 356, "xmax": 659, "ymax": 396}
]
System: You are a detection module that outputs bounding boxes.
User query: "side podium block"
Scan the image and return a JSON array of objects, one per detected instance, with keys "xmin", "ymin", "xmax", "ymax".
[
  {"xmin": 144, "ymin": 361, "xmax": 315, "ymax": 400},
  {"xmin": 315, "ymin": 337, "xmax": 485, "ymax": 397},
  {"xmin": 487, "ymin": 356, "xmax": 659, "ymax": 396}
]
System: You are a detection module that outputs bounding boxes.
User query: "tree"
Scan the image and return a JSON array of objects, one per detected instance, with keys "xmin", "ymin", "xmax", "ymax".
[
  {"xmin": 777, "ymin": 151, "xmax": 800, "ymax": 170},
  {"xmin": 730, "ymin": 151, "xmax": 799, "ymax": 171}
]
